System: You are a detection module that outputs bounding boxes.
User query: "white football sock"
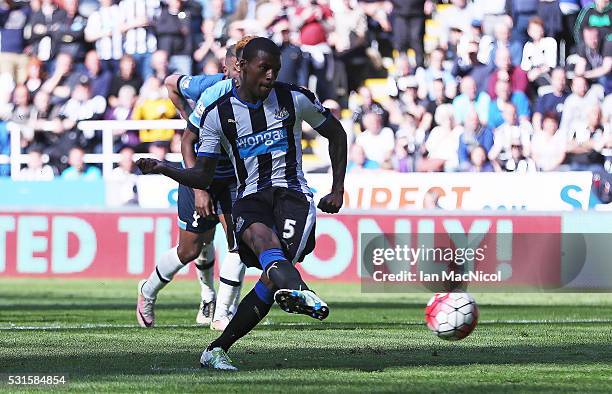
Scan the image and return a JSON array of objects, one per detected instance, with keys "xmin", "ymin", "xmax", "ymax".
[
  {"xmin": 195, "ymin": 242, "xmax": 216, "ymax": 303},
  {"xmin": 142, "ymin": 246, "xmax": 184, "ymax": 299},
  {"xmin": 213, "ymin": 252, "xmax": 245, "ymax": 321}
]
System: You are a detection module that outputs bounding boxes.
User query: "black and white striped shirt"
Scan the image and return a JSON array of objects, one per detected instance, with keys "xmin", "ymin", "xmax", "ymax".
[
  {"xmin": 195, "ymin": 82, "xmax": 330, "ymax": 199},
  {"xmin": 119, "ymin": 0, "xmax": 159, "ymax": 55}
]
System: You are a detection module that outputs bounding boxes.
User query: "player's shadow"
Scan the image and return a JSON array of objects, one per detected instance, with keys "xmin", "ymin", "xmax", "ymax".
[
  {"xmin": 0, "ymin": 302, "xmax": 204, "ymax": 311},
  {"xmin": 2, "ymin": 342, "xmax": 612, "ymax": 376}
]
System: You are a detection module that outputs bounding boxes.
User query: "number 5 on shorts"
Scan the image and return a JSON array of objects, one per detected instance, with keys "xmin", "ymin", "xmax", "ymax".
[{"xmin": 283, "ymin": 219, "xmax": 297, "ymax": 239}]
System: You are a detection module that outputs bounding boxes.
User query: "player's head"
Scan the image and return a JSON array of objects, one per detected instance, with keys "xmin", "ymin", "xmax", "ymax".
[
  {"xmin": 224, "ymin": 45, "xmax": 239, "ymax": 79},
  {"xmin": 239, "ymin": 37, "xmax": 281, "ymax": 99},
  {"xmin": 223, "ymin": 36, "xmax": 256, "ymax": 82}
]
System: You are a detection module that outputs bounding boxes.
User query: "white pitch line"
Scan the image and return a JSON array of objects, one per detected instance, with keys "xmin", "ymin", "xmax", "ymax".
[
  {"xmin": 1, "ymin": 319, "xmax": 612, "ymax": 331},
  {"xmin": 150, "ymin": 367, "xmax": 202, "ymax": 373}
]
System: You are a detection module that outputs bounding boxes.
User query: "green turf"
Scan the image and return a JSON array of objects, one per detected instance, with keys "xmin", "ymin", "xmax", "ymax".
[{"xmin": 1, "ymin": 279, "xmax": 611, "ymax": 393}]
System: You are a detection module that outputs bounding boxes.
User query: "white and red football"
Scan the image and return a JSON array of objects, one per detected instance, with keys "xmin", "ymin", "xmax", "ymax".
[{"xmin": 425, "ymin": 292, "xmax": 479, "ymax": 341}]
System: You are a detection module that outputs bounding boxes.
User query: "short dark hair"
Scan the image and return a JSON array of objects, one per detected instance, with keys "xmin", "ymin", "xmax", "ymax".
[
  {"xmin": 542, "ymin": 111, "xmax": 559, "ymax": 123},
  {"xmin": 241, "ymin": 37, "xmax": 281, "ymax": 62},
  {"xmin": 226, "ymin": 44, "xmax": 237, "ymax": 59}
]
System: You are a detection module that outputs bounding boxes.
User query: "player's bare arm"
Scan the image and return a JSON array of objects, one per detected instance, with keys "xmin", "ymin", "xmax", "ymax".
[
  {"xmin": 164, "ymin": 74, "xmax": 190, "ymax": 120},
  {"xmin": 315, "ymin": 115, "xmax": 347, "ymax": 214},
  {"xmin": 181, "ymin": 130, "xmax": 214, "ymax": 217},
  {"xmin": 136, "ymin": 156, "xmax": 218, "ymax": 191}
]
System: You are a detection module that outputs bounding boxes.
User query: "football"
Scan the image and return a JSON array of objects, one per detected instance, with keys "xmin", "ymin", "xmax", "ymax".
[{"xmin": 425, "ymin": 292, "xmax": 479, "ymax": 340}]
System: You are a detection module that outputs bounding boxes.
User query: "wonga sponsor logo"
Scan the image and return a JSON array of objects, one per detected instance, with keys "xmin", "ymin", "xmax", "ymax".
[{"xmin": 236, "ymin": 127, "xmax": 287, "ymax": 158}]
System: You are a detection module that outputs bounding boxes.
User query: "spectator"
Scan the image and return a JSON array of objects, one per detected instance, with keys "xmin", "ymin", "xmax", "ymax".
[
  {"xmin": 393, "ymin": 76, "xmax": 432, "ymax": 135},
  {"xmin": 573, "ymin": 0, "xmax": 612, "ymax": 47},
  {"xmin": 28, "ymin": 90, "xmax": 62, "ymax": 149},
  {"xmin": 25, "ymin": 0, "xmax": 61, "ymax": 63},
  {"xmin": 390, "ymin": 0, "xmax": 426, "ymax": 67},
  {"xmin": 132, "ymin": 77, "xmax": 176, "ymax": 146},
  {"xmin": 0, "ymin": 0, "xmax": 30, "ymax": 83},
  {"xmin": 57, "ymin": 76, "xmax": 107, "ymax": 152},
  {"xmin": 521, "ymin": 16, "xmax": 557, "ymax": 87},
  {"xmin": 150, "ymin": 49, "xmax": 169, "ymax": 81},
  {"xmin": 24, "ymin": 57, "xmax": 45, "ymax": 97},
  {"xmin": 423, "ymin": 189, "xmax": 441, "ymax": 209},
  {"xmin": 489, "ymin": 104, "xmax": 533, "ymax": 165},
  {"xmin": 9, "ymin": 84, "xmax": 35, "ymax": 152},
  {"xmin": 458, "ymin": 108, "xmax": 495, "ymax": 169},
  {"xmin": 272, "ymin": 19, "xmax": 307, "ymax": 86},
  {"xmin": 565, "ymin": 104, "xmax": 610, "ymax": 171},
  {"xmin": 296, "ymin": 0, "xmax": 335, "ymax": 101},
  {"xmin": 423, "ymin": 78, "xmax": 453, "ymax": 128},
  {"xmin": 507, "ymin": 0, "xmax": 538, "ymax": 46},
  {"xmin": 574, "ymin": 26, "xmax": 612, "ymax": 93},
  {"xmin": 61, "ymin": 145, "xmax": 102, "ymax": 180},
  {"xmin": 418, "ymin": 104, "xmax": 461, "ymax": 172},
  {"xmin": 193, "ymin": 0, "xmax": 230, "ymax": 67},
  {"xmin": 355, "ymin": 111, "xmax": 395, "ymax": 166},
  {"xmin": 472, "ymin": 0, "xmax": 508, "ymax": 36},
  {"xmin": 488, "ymin": 78, "xmax": 531, "ymax": 128},
  {"xmin": 105, "ymin": 85, "xmax": 139, "ymax": 149},
  {"xmin": 347, "ymin": 143, "xmax": 380, "ymax": 173},
  {"xmin": 391, "ymin": 135, "xmax": 415, "ymax": 173},
  {"xmin": 53, "ymin": 0, "xmax": 87, "ymax": 63},
  {"xmin": 329, "ymin": 0, "xmax": 368, "ymax": 93},
  {"xmin": 109, "ymin": 145, "xmax": 139, "ymax": 205},
  {"xmin": 487, "ymin": 47, "xmax": 529, "ymax": 99},
  {"xmin": 452, "ymin": 75, "xmax": 491, "ymax": 125},
  {"xmin": 148, "ymin": 140, "xmax": 170, "ymax": 162},
  {"xmin": 10, "ymin": 84, "xmax": 33, "ymax": 126},
  {"xmin": 537, "ymin": 0, "xmax": 564, "ymax": 40},
  {"xmin": 531, "ymin": 113, "xmax": 566, "ymax": 171},
  {"xmin": 438, "ymin": 0, "xmax": 478, "ymax": 47},
  {"xmin": 352, "ymin": 86, "xmax": 390, "ymax": 128},
  {"xmin": 465, "ymin": 145, "xmax": 494, "ymax": 172},
  {"xmin": 85, "ymin": 0, "xmax": 123, "ymax": 73},
  {"xmin": 532, "ymin": 68, "xmax": 569, "ymax": 132},
  {"xmin": 40, "ymin": 50, "xmax": 81, "ymax": 106},
  {"xmin": 559, "ymin": 76, "xmax": 600, "ymax": 133},
  {"xmin": 502, "ymin": 140, "xmax": 537, "ymax": 172},
  {"xmin": 108, "ymin": 55, "xmax": 143, "ymax": 107},
  {"xmin": 415, "ymin": 48, "xmax": 456, "ymax": 101},
  {"xmin": 119, "ymin": 0, "xmax": 160, "ymax": 81},
  {"xmin": 16, "ymin": 146, "xmax": 55, "ymax": 180},
  {"xmin": 155, "ymin": 0, "xmax": 193, "ymax": 75},
  {"xmin": 558, "ymin": 0, "xmax": 582, "ymax": 54},
  {"xmin": 485, "ymin": 21, "xmax": 523, "ymax": 66},
  {"xmin": 79, "ymin": 50, "xmax": 113, "ymax": 99},
  {"xmin": 451, "ymin": 39, "xmax": 490, "ymax": 93}
]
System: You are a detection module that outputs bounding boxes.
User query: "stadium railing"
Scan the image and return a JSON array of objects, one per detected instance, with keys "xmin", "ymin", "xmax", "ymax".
[{"xmin": 1, "ymin": 120, "xmax": 187, "ymax": 179}]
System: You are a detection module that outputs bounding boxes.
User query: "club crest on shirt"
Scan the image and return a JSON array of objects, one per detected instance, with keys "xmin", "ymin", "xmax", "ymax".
[
  {"xmin": 274, "ymin": 107, "xmax": 290, "ymax": 121},
  {"xmin": 195, "ymin": 101, "xmax": 205, "ymax": 117},
  {"xmin": 181, "ymin": 76, "xmax": 192, "ymax": 90},
  {"xmin": 235, "ymin": 216, "xmax": 244, "ymax": 233},
  {"xmin": 313, "ymin": 98, "xmax": 325, "ymax": 114}
]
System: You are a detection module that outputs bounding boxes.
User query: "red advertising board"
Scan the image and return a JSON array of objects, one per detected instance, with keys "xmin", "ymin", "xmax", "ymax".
[{"xmin": 0, "ymin": 211, "xmax": 562, "ymax": 284}]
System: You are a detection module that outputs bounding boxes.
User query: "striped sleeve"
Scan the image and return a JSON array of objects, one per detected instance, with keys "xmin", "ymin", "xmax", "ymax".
[
  {"xmin": 293, "ymin": 87, "xmax": 330, "ymax": 129},
  {"xmin": 196, "ymin": 106, "xmax": 222, "ymax": 158}
]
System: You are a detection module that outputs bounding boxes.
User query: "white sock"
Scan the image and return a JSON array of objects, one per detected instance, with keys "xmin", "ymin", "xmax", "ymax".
[
  {"xmin": 195, "ymin": 242, "xmax": 216, "ymax": 303},
  {"xmin": 213, "ymin": 252, "xmax": 245, "ymax": 321},
  {"xmin": 142, "ymin": 246, "xmax": 184, "ymax": 299}
]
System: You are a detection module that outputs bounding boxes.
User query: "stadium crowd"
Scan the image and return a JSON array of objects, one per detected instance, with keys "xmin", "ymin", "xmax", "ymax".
[{"xmin": 0, "ymin": 0, "xmax": 611, "ymax": 188}]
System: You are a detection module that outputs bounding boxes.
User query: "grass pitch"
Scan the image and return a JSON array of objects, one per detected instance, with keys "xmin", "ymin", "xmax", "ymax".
[{"xmin": 1, "ymin": 279, "xmax": 612, "ymax": 393}]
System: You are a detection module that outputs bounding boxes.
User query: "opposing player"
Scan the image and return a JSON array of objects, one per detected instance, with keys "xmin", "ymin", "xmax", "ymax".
[
  {"xmin": 136, "ymin": 37, "xmax": 347, "ymax": 370},
  {"xmin": 136, "ymin": 42, "xmax": 248, "ymax": 330}
]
